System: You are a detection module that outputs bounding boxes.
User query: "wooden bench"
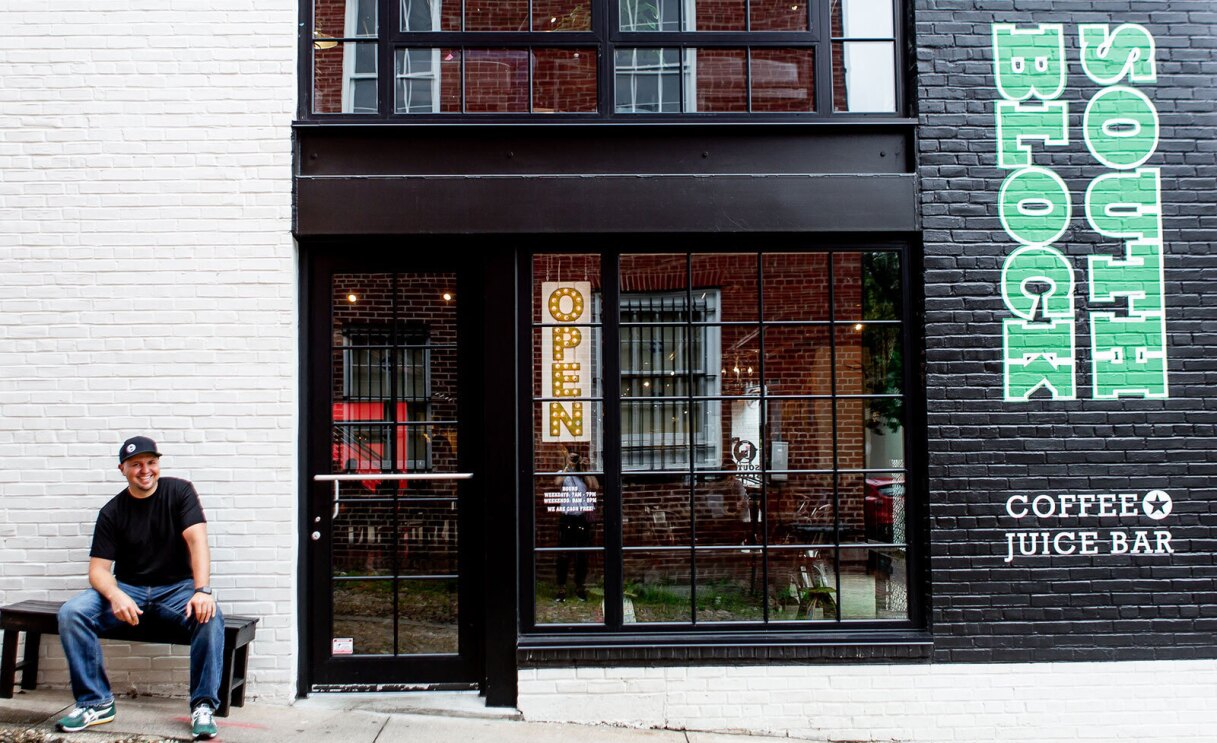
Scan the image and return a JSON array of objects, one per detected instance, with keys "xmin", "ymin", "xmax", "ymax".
[{"xmin": 0, "ymin": 600, "xmax": 257, "ymax": 717}]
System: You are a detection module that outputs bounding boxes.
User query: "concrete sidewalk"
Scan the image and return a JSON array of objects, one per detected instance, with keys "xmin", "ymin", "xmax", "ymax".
[{"xmin": 0, "ymin": 689, "xmax": 798, "ymax": 743}]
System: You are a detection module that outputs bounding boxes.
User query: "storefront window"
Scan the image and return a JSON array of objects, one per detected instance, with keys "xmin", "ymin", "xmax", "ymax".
[
  {"xmin": 529, "ymin": 249, "xmax": 912, "ymax": 630},
  {"xmin": 306, "ymin": 0, "xmax": 903, "ymax": 118}
]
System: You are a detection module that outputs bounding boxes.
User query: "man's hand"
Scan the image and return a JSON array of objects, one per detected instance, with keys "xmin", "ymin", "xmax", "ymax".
[
  {"xmin": 186, "ymin": 591, "xmax": 216, "ymax": 624},
  {"xmin": 109, "ymin": 590, "xmax": 143, "ymax": 626}
]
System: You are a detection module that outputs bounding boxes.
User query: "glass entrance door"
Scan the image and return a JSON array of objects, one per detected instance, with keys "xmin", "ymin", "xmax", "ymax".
[{"xmin": 308, "ymin": 264, "xmax": 483, "ymax": 688}]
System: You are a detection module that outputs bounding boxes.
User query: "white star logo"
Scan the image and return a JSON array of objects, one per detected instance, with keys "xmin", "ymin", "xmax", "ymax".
[{"xmin": 1142, "ymin": 490, "xmax": 1172, "ymax": 521}]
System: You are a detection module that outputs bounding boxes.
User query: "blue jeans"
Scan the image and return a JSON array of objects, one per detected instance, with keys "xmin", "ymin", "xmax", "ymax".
[{"xmin": 58, "ymin": 579, "xmax": 224, "ymax": 710}]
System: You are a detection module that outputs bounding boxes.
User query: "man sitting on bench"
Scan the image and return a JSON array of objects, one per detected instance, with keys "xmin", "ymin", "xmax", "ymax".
[{"xmin": 56, "ymin": 436, "xmax": 223, "ymax": 741}]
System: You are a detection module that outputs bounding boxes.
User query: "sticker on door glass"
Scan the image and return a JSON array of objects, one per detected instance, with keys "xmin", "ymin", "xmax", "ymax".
[{"xmin": 332, "ymin": 637, "xmax": 353, "ymax": 655}]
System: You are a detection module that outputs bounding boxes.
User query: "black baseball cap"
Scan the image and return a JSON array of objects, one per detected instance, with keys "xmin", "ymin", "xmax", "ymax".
[{"xmin": 119, "ymin": 436, "xmax": 161, "ymax": 464}]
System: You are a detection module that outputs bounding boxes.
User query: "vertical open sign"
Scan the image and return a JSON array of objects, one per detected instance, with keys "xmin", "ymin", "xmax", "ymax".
[{"xmin": 541, "ymin": 281, "xmax": 592, "ymax": 442}]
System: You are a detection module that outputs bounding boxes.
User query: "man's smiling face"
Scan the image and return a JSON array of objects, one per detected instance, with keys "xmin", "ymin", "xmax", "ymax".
[{"xmin": 120, "ymin": 452, "xmax": 160, "ymax": 497}]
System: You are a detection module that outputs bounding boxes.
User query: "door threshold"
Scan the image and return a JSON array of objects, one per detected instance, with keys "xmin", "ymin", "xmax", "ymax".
[{"xmin": 299, "ymin": 688, "xmax": 522, "ymax": 720}]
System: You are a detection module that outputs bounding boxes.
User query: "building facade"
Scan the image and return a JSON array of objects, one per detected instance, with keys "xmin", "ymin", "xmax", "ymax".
[{"xmin": 1, "ymin": 0, "xmax": 1215, "ymax": 741}]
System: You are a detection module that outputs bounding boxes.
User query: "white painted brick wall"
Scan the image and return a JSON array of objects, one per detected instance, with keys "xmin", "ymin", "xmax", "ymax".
[
  {"xmin": 519, "ymin": 660, "xmax": 1217, "ymax": 741},
  {"xmin": 0, "ymin": 0, "xmax": 298, "ymax": 704}
]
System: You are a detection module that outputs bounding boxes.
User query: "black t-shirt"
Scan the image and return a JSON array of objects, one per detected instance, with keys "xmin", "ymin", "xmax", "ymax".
[{"xmin": 89, "ymin": 477, "xmax": 207, "ymax": 586}]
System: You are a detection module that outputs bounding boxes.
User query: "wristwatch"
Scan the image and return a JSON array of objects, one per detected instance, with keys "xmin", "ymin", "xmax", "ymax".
[{"xmin": 193, "ymin": 586, "xmax": 213, "ymax": 596}]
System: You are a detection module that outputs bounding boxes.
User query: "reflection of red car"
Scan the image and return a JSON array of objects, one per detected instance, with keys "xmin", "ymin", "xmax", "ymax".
[
  {"xmin": 864, "ymin": 477, "xmax": 905, "ymax": 543},
  {"xmin": 332, "ymin": 402, "xmax": 411, "ymax": 493}
]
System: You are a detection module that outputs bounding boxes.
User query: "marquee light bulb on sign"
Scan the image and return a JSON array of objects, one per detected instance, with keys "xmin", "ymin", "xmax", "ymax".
[{"xmin": 541, "ymin": 282, "xmax": 592, "ymax": 443}]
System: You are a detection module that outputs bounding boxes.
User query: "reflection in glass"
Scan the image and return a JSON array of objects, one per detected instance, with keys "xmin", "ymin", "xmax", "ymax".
[
  {"xmin": 831, "ymin": 0, "xmax": 895, "ymax": 38},
  {"xmin": 826, "ymin": 397, "xmax": 906, "ymax": 472},
  {"xmin": 615, "ymin": 49, "xmax": 683, "ymax": 113},
  {"xmin": 768, "ymin": 547, "xmax": 838, "ymax": 621},
  {"xmin": 762, "ymin": 325, "xmax": 831, "ymax": 397},
  {"xmin": 331, "ymin": 422, "xmax": 459, "ymax": 476},
  {"xmin": 696, "ymin": 549, "xmax": 766, "ymax": 622},
  {"xmin": 535, "ymin": 0, "xmax": 592, "ymax": 30},
  {"xmin": 623, "ymin": 550, "xmax": 691, "ymax": 623},
  {"xmin": 694, "ymin": 399, "xmax": 737, "ymax": 471},
  {"xmin": 398, "ymin": 497, "xmax": 459, "ymax": 575},
  {"xmin": 400, "ymin": 0, "xmax": 457, "ymax": 31},
  {"xmin": 465, "ymin": 48, "xmax": 530, "ymax": 112},
  {"xmin": 766, "ymin": 472, "xmax": 835, "ymax": 546},
  {"xmin": 619, "ymin": 0, "xmax": 681, "ymax": 31},
  {"xmin": 315, "ymin": 0, "xmax": 378, "ymax": 38},
  {"xmin": 831, "ymin": 324, "xmax": 903, "ymax": 396},
  {"xmin": 719, "ymin": 326, "xmax": 762, "ymax": 395},
  {"xmin": 839, "ymin": 547, "xmax": 907, "ymax": 620},
  {"xmin": 398, "ymin": 579, "xmax": 459, "ymax": 653},
  {"xmin": 833, "ymin": 41, "xmax": 896, "ymax": 113},
  {"xmin": 620, "ymin": 254, "xmax": 687, "ymax": 293},
  {"xmin": 863, "ymin": 252, "xmax": 902, "ymax": 320},
  {"xmin": 534, "ymin": 474, "xmax": 604, "ymax": 550},
  {"xmin": 620, "ymin": 324, "xmax": 693, "ymax": 398},
  {"xmin": 332, "ymin": 501, "xmax": 397, "ymax": 576},
  {"xmin": 466, "ymin": 0, "xmax": 529, "ymax": 30},
  {"xmin": 533, "ymin": 49, "xmax": 598, "ymax": 113},
  {"xmin": 837, "ymin": 472, "xmax": 905, "ymax": 545},
  {"xmin": 314, "ymin": 42, "xmax": 378, "ymax": 114},
  {"xmin": 751, "ymin": 0, "xmax": 809, "ymax": 31},
  {"xmin": 765, "ymin": 398, "xmax": 835, "ymax": 472},
  {"xmin": 762, "ymin": 253, "xmax": 830, "ymax": 321},
  {"xmin": 535, "ymin": 551, "xmax": 605, "ymax": 624},
  {"xmin": 619, "ymin": 0, "xmax": 754, "ymax": 31},
  {"xmin": 692, "ymin": 253, "xmax": 758, "ymax": 321},
  {"xmin": 622, "ymin": 473, "xmax": 690, "ymax": 546},
  {"xmin": 693, "ymin": 475, "xmax": 759, "ymax": 546},
  {"xmin": 332, "ymin": 579, "xmax": 394, "ymax": 655},
  {"xmin": 833, "ymin": 252, "xmax": 902, "ymax": 321},
  {"xmin": 396, "ymin": 48, "xmax": 462, "ymax": 114},
  {"xmin": 864, "ymin": 398, "xmax": 904, "ymax": 470},
  {"xmin": 750, "ymin": 49, "xmax": 814, "ymax": 112},
  {"xmin": 834, "ymin": 398, "xmax": 865, "ymax": 471},
  {"xmin": 695, "ymin": 48, "xmax": 747, "ymax": 112},
  {"xmin": 622, "ymin": 401, "xmax": 696, "ymax": 470},
  {"xmin": 694, "ymin": 0, "xmax": 746, "ymax": 31}
]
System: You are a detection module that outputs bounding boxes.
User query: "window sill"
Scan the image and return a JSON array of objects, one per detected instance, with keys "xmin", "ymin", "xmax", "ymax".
[{"xmin": 517, "ymin": 629, "xmax": 932, "ymax": 666}]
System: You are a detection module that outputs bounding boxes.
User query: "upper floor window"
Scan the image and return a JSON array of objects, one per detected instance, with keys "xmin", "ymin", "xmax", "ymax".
[{"xmin": 305, "ymin": 0, "xmax": 903, "ymax": 119}]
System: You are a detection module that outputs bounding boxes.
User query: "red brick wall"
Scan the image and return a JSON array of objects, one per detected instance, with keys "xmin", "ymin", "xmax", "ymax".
[{"xmin": 311, "ymin": 0, "xmax": 820, "ymax": 114}]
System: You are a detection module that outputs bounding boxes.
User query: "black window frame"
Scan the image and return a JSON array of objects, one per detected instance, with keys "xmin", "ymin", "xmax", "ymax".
[
  {"xmin": 519, "ymin": 240, "xmax": 926, "ymax": 646},
  {"xmin": 299, "ymin": 0, "xmax": 907, "ymax": 121}
]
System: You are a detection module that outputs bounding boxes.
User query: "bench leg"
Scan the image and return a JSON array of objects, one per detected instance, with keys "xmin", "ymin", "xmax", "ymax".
[
  {"xmin": 1, "ymin": 629, "xmax": 17, "ymax": 699},
  {"xmin": 230, "ymin": 643, "xmax": 249, "ymax": 708},
  {"xmin": 19, "ymin": 632, "xmax": 40, "ymax": 690},
  {"xmin": 218, "ymin": 641, "xmax": 236, "ymax": 718}
]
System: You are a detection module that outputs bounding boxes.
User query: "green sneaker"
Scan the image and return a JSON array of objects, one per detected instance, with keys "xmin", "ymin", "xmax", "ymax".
[
  {"xmin": 56, "ymin": 701, "xmax": 115, "ymax": 732},
  {"xmin": 191, "ymin": 702, "xmax": 218, "ymax": 740}
]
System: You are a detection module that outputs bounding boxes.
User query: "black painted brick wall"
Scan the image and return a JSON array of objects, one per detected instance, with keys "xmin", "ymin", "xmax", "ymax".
[{"xmin": 915, "ymin": 0, "xmax": 1217, "ymax": 662}]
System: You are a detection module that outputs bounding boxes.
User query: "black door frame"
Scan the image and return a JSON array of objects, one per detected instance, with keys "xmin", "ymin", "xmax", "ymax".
[{"xmin": 298, "ymin": 241, "xmax": 519, "ymax": 703}]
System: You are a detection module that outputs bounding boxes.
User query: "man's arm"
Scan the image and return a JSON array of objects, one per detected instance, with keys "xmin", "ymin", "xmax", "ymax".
[
  {"xmin": 88, "ymin": 557, "xmax": 143, "ymax": 626},
  {"xmin": 182, "ymin": 523, "xmax": 216, "ymax": 623}
]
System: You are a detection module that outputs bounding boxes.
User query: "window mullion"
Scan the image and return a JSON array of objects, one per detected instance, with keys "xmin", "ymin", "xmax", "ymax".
[
  {"xmin": 603, "ymin": 252, "xmax": 624, "ymax": 629},
  {"xmin": 380, "ymin": 0, "xmax": 394, "ymax": 116},
  {"xmin": 814, "ymin": 0, "xmax": 833, "ymax": 114},
  {"xmin": 685, "ymin": 253, "xmax": 697, "ymax": 625}
]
